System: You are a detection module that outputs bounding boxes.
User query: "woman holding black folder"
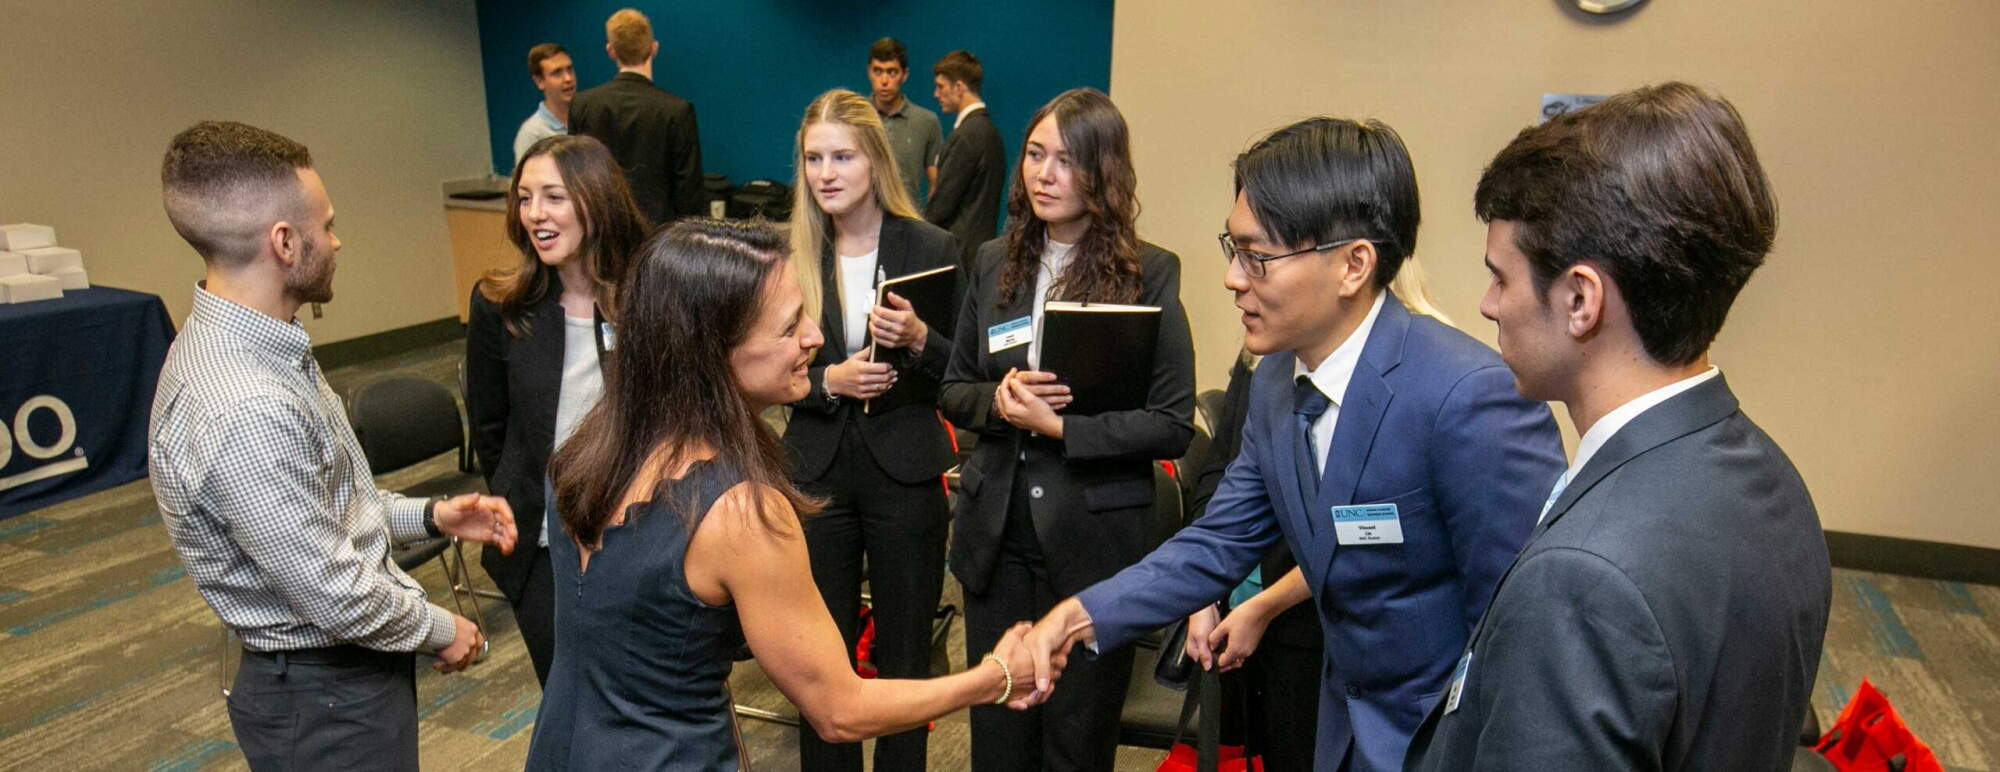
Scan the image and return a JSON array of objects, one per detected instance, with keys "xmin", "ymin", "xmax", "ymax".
[
  {"xmin": 937, "ymin": 87, "xmax": 1196, "ymax": 772},
  {"xmin": 781, "ymin": 88, "xmax": 965, "ymax": 772}
]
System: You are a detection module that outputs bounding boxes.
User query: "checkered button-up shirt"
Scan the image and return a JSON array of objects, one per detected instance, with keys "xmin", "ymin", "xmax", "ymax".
[{"xmin": 149, "ymin": 286, "xmax": 456, "ymax": 654}]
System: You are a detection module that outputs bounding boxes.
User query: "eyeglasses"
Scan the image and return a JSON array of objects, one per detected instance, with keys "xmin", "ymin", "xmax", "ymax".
[{"xmin": 1218, "ymin": 234, "xmax": 1372, "ymax": 279}]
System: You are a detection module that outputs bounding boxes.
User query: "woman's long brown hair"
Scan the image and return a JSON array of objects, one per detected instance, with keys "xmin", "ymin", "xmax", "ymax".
[
  {"xmin": 549, "ymin": 219, "xmax": 818, "ymax": 549},
  {"xmin": 996, "ymin": 88, "xmax": 1143, "ymax": 307},
  {"xmin": 479, "ymin": 134, "xmax": 650, "ymax": 336}
]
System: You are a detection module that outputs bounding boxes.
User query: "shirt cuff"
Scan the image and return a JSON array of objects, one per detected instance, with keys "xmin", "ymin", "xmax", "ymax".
[
  {"xmin": 421, "ymin": 603, "xmax": 458, "ymax": 653},
  {"xmin": 386, "ymin": 493, "xmax": 434, "ymax": 545}
]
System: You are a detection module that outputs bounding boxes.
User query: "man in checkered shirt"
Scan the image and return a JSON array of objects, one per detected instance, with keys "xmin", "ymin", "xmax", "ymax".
[{"xmin": 152, "ymin": 121, "xmax": 519, "ymax": 771}]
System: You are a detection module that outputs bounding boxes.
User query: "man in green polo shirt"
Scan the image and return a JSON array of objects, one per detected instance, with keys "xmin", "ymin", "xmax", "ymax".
[{"xmin": 868, "ymin": 37, "xmax": 942, "ymax": 207}]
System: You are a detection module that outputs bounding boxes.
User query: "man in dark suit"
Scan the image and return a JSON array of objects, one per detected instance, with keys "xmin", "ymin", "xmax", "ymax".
[
  {"xmin": 1015, "ymin": 118, "xmax": 1566, "ymax": 771},
  {"xmin": 568, "ymin": 8, "xmax": 702, "ymax": 224},
  {"xmin": 1401, "ymin": 82, "xmax": 1831, "ymax": 771},
  {"xmin": 925, "ymin": 50, "xmax": 1006, "ymax": 266}
]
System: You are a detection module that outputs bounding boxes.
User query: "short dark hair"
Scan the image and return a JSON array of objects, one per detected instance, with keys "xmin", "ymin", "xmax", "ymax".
[
  {"xmin": 868, "ymin": 37, "xmax": 906, "ymax": 69},
  {"xmin": 932, "ymin": 50, "xmax": 982, "ymax": 94},
  {"xmin": 527, "ymin": 43, "xmax": 568, "ymax": 79},
  {"xmin": 160, "ymin": 120, "xmax": 313, "ymax": 267},
  {"xmin": 1233, "ymin": 117, "xmax": 1421, "ymax": 292},
  {"xmin": 1475, "ymin": 81, "xmax": 1777, "ymax": 366}
]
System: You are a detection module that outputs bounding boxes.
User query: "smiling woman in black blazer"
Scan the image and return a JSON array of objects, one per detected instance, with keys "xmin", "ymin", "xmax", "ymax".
[
  {"xmin": 465, "ymin": 134, "xmax": 648, "ymax": 686},
  {"xmin": 781, "ymin": 89, "xmax": 965, "ymax": 772},
  {"xmin": 937, "ymin": 88, "xmax": 1195, "ymax": 772}
]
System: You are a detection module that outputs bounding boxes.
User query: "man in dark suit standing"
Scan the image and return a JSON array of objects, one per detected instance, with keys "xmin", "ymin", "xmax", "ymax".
[
  {"xmin": 568, "ymin": 8, "xmax": 702, "ymax": 224},
  {"xmin": 925, "ymin": 50, "xmax": 1005, "ymax": 266},
  {"xmin": 1402, "ymin": 82, "xmax": 1831, "ymax": 771},
  {"xmin": 1014, "ymin": 118, "xmax": 1567, "ymax": 771}
]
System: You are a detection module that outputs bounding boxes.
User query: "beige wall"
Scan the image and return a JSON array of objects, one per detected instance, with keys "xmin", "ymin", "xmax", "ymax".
[
  {"xmin": 0, "ymin": 0, "xmax": 491, "ymax": 343},
  {"xmin": 1112, "ymin": 1, "xmax": 2000, "ymax": 548}
]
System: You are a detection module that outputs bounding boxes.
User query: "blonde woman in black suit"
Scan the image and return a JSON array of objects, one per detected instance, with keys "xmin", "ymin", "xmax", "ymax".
[
  {"xmin": 465, "ymin": 134, "xmax": 648, "ymax": 686},
  {"xmin": 937, "ymin": 88, "xmax": 1196, "ymax": 772},
  {"xmin": 782, "ymin": 88, "xmax": 965, "ymax": 772}
]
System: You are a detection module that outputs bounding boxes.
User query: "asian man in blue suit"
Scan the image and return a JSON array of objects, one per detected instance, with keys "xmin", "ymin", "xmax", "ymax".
[
  {"xmin": 1015, "ymin": 118, "xmax": 1566, "ymax": 771},
  {"xmin": 1402, "ymin": 82, "xmax": 1830, "ymax": 772}
]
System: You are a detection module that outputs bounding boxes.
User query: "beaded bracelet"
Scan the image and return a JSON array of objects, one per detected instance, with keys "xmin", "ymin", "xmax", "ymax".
[{"xmin": 981, "ymin": 652, "xmax": 1012, "ymax": 705}]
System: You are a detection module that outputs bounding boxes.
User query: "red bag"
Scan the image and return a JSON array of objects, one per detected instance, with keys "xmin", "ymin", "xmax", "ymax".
[
  {"xmin": 1813, "ymin": 679, "xmax": 1943, "ymax": 772},
  {"xmin": 1154, "ymin": 742, "xmax": 1262, "ymax": 772},
  {"xmin": 1154, "ymin": 668, "xmax": 1264, "ymax": 772},
  {"xmin": 853, "ymin": 605, "xmax": 877, "ymax": 678}
]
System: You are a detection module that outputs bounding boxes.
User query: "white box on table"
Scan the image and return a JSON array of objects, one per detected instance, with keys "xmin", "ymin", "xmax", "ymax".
[
  {"xmin": 0, "ymin": 223, "xmax": 57, "ymax": 251},
  {"xmin": 0, "ymin": 251, "xmax": 26, "ymax": 277},
  {"xmin": 21, "ymin": 246, "xmax": 82, "ymax": 274},
  {"xmin": 0, "ymin": 273, "xmax": 64, "ymax": 303},
  {"xmin": 48, "ymin": 266, "xmax": 88, "ymax": 290}
]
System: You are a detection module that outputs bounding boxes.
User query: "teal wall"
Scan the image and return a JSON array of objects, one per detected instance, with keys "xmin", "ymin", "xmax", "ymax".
[{"xmin": 477, "ymin": 0, "xmax": 1114, "ymax": 190}]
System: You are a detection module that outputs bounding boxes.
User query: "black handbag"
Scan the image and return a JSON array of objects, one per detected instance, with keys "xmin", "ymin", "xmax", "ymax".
[{"xmin": 1154, "ymin": 618, "xmax": 1197, "ymax": 690}]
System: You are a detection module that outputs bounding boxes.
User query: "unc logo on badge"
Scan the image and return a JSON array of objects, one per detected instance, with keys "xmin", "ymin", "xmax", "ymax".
[{"xmin": 0, "ymin": 395, "xmax": 90, "ymax": 492}]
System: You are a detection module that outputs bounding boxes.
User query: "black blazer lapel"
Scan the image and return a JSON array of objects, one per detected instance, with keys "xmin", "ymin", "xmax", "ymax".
[
  {"xmin": 877, "ymin": 216, "xmax": 917, "ymax": 280},
  {"xmin": 815, "ymin": 237, "xmax": 850, "ymax": 358},
  {"xmin": 1535, "ymin": 373, "xmax": 1740, "ymax": 535}
]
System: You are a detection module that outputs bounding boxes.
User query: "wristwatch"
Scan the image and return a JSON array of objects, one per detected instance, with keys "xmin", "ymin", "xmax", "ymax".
[{"xmin": 423, "ymin": 496, "xmax": 445, "ymax": 538}]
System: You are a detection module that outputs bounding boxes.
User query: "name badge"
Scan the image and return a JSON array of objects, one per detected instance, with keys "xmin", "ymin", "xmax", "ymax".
[
  {"xmin": 1331, "ymin": 503, "xmax": 1403, "ymax": 545},
  {"xmin": 1444, "ymin": 649, "xmax": 1471, "ymax": 715},
  {"xmin": 987, "ymin": 316, "xmax": 1032, "ymax": 353},
  {"xmin": 599, "ymin": 322, "xmax": 617, "ymax": 351}
]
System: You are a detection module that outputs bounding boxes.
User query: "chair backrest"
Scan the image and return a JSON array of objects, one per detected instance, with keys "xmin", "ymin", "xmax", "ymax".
[
  {"xmin": 1194, "ymin": 388, "xmax": 1227, "ymax": 437},
  {"xmin": 349, "ymin": 375, "xmax": 466, "ymax": 475}
]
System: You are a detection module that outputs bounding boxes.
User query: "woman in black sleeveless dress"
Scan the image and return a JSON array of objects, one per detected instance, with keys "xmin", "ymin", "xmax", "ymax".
[{"xmin": 526, "ymin": 219, "xmax": 1042, "ymax": 771}]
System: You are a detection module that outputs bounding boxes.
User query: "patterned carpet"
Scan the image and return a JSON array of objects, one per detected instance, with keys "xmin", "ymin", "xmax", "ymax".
[{"xmin": 0, "ymin": 341, "xmax": 1991, "ymax": 770}]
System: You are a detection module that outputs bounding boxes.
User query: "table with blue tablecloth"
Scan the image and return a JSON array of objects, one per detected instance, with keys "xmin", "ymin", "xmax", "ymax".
[{"xmin": 1, "ymin": 287, "xmax": 175, "ymax": 520}]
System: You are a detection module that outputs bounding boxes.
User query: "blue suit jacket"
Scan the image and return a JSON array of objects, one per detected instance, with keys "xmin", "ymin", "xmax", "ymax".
[{"xmin": 1078, "ymin": 297, "xmax": 1565, "ymax": 771}]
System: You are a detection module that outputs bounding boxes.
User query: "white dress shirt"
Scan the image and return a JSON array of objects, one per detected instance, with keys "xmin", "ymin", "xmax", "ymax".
[
  {"xmin": 1293, "ymin": 294, "xmax": 1387, "ymax": 475},
  {"xmin": 838, "ymin": 248, "xmax": 881, "ymax": 357},
  {"xmin": 1025, "ymin": 239, "xmax": 1077, "ymax": 370},
  {"xmin": 953, "ymin": 101, "xmax": 987, "ymax": 131},
  {"xmin": 542, "ymin": 315, "xmax": 605, "ymax": 547}
]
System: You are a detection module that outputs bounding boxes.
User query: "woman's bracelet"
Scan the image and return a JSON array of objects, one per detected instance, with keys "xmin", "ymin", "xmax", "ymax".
[{"xmin": 981, "ymin": 652, "xmax": 1012, "ymax": 705}]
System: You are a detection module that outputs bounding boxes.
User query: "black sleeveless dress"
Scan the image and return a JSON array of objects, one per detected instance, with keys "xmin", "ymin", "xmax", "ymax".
[{"xmin": 527, "ymin": 459, "xmax": 748, "ymax": 771}]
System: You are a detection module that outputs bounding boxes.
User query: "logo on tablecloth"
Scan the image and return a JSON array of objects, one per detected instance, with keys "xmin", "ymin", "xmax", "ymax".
[{"xmin": 0, "ymin": 395, "xmax": 89, "ymax": 492}]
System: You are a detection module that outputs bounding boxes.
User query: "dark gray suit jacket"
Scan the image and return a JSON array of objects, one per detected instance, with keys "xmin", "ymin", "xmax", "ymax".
[
  {"xmin": 568, "ymin": 72, "xmax": 702, "ymax": 225},
  {"xmin": 1404, "ymin": 374, "xmax": 1830, "ymax": 772},
  {"xmin": 924, "ymin": 107, "xmax": 1006, "ymax": 267}
]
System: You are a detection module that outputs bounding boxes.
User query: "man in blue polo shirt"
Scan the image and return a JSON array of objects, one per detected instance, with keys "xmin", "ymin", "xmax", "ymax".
[{"xmin": 512, "ymin": 43, "xmax": 575, "ymax": 168}]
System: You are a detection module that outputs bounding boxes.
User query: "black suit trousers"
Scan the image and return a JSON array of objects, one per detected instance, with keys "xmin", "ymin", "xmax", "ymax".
[
  {"xmin": 226, "ymin": 647, "xmax": 418, "ymax": 771},
  {"xmin": 963, "ymin": 473, "xmax": 1135, "ymax": 772},
  {"xmin": 798, "ymin": 419, "xmax": 950, "ymax": 772}
]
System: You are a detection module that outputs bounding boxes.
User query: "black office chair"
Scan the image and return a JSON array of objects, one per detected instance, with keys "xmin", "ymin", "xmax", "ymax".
[
  {"xmin": 1195, "ymin": 388, "xmax": 1227, "ymax": 440},
  {"xmin": 347, "ymin": 375, "xmax": 493, "ymax": 630},
  {"xmin": 1118, "ymin": 462, "xmax": 1197, "ymax": 750}
]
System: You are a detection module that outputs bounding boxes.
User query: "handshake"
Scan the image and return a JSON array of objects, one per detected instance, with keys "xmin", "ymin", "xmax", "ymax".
[{"xmin": 980, "ymin": 598, "xmax": 1099, "ymax": 710}]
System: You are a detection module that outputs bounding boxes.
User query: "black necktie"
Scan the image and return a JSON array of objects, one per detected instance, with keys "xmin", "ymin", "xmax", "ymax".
[{"xmin": 1294, "ymin": 375, "xmax": 1331, "ymax": 501}]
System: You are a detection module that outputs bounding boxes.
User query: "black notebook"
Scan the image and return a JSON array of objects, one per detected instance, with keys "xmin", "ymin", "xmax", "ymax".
[
  {"xmin": 1038, "ymin": 301, "xmax": 1161, "ymax": 416},
  {"xmin": 864, "ymin": 264, "xmax": 958, "ymax": 414}
]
